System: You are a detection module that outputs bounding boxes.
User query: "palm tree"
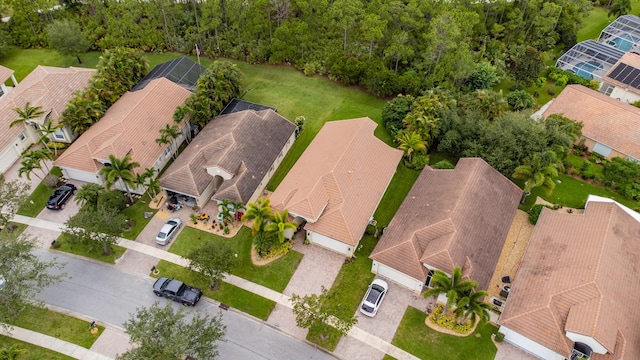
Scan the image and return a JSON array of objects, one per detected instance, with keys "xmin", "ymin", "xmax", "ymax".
[
  {"xmin": 75, "ymin": 183, "xmax": 105, "ymax": 207},
  {"xmin": 157, "ymin": 124, "xmax": 182, "ymax": 159},
  {"xmin": 241, "ymin": 198, "xmax": 274, "ymax": 236},
  {"xmin": 454, "ymin": 290, "xmax": 491, "ymax": 325},
  {"xmin": 397, "ymin": 131, "xmax": 426, "ymax": 163},
  {"xmin": 10, "ymin": 102, "xmax": 45, "ymax": 128},
  {"xmin": 264, "ymin": 209, "xmax": 297, "ymax": 243},
  {"xmin": 173, "ymin": 105, "xmax": 193, "ymax": 143},
  {"xmin": 37, "ymin": 119, "xmax": 63, "ymax": 156},
  {"xmin": 145, "ymin": 176, "xmax": 161, "ymax": 202},
  {"xmin": 99, "ymin": 154, "xmax": 140, "ymax": 202},
  {"xmin": 512, "ymin": 152, "xmax": 559, "ymax": 202},
  {"xmin": 423, "ymin": 267, "xmax": 478, "ymax": 314},
  {"xmin": 24, "ymin": 148, "xmax": 53, "ymax": 174},
  {"xmin": 608, "ymin": 0, "xmax": 631, "ymax": 18},
  {"xmin": 18, "ymin": 157, "xmax": 44, "ymax": 181}
]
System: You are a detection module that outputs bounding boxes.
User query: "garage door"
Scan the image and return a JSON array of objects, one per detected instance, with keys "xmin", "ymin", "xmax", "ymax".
[{"xmin": 373, "ymin": 262, "xmax": 424, "ymax": 293}]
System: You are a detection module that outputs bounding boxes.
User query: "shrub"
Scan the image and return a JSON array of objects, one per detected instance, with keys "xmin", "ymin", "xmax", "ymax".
[
  {"xmin": 263, "ymin": 241, "xmax": 292, "ymax": 259},
  {"xmin": 431, "ymin": 160, "xmax": 455, "ymax": 169},
  {"xmin": 494, "ymin": 332, "xmax": 505, "ymax": 342},
  {"xmin": 528, "ymin": 204, "xmax": 550, "ymax": 224},
  {"xmin": 507, "ymin": 90, "xmax": 534, "ymax": 110},
  {"xmin": 547, "ymin": 88, "xmax": 556, "ymax": 96},
  {"xmin": 428, "ymin": 305, "xmax": 472, "ymax": 335},
  {"xmin": 409, "ymin": 153, "xmax": 430, "ymax": 170},
  {"xmin": 43, "ymin": 174, "xmax": 60, "ymax": 188},
  {"xmin": 365, "ymin": 224, "xmax": 377, "ymax": 236},
  {"xmin": 303, "ymin": 61, "xmax": 324, "ymax": 76},
  {"xmin": 535, "ymin": 77, "xmax": 546, "ymax": 88}
]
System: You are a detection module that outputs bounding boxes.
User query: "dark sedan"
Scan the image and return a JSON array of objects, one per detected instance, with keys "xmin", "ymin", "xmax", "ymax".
[{"xmin": 46, "ymin": 183, "xmax": 76, "ymax": 210}]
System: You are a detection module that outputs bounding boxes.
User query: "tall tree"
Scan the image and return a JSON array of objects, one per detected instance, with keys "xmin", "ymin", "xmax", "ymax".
[
  {"xmin": 18, "ymin": 157, "xmax": 44, "ymax": 181},
  {"xmin": 0, "ymin": 179, "xmax": 29, "ymax": 228},
  {"xmin": 187, "ymin": 242, "xmax": 237, "ymax": 289},
  {"xmin": 0, "ymin": 230, "xmax": 66, "ymax": 328},
  {"xmin": 74, "ymin": 183, "xmax": 105, "ymax": 208},
  {"xmin": 608, "ymin": 0, "xmax": 631, "ymax": 18},
  {"xmin": 10, "ymin": 102, "xmax": 44, "ymax": 129},
  {"xmin": 99, "ymin": 154, "xmax": 140, "ymax": 202},
  {"xmin": 119, "ymin": 302, "xmax": 226, "ymax": 360},
  {"xmin": 423, "ymin": 267, "xmax": 478, "ymax": 314},
  {"xmin": 397, "ymin": 131, "xmax": 426, "ymax": 163},
  {"xmin": 156, "ymin": 124, "xmax": 182, "ymax": 159},
  {"xmin": 454, "ymin": 290, "xmax": 491, "ymax": 325},
  {"xmin": 62, "ymin": 206, "xmax": 127, "ymax": 256},
  {"xmin": 45, "ymin": 19, "xmax": 91, "ymax": 64},
  {"xmin": 37, "ymin": 119, "xmax": 63, "ymax": 156},
  {"xmin": 291, "ymin": 286, "xmax": 358, "ymax": 336},
  {"xmin": 512, "ymin": 152, "xmax": 559, "ymax": 198}
]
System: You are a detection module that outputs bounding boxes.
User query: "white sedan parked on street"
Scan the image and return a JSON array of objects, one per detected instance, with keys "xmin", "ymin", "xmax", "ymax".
[
  {"xmin": 359, "ymin": 278, "xmax": 389, "ymax": 317},
  {"xmin": 155, "ymin": 218, "xmax": 182, "ymax": 245}
]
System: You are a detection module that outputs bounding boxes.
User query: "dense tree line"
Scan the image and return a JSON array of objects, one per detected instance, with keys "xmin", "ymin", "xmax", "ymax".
[{"xmin": 0, "ymin": 0, "xmax": 591, "ymax": 96}]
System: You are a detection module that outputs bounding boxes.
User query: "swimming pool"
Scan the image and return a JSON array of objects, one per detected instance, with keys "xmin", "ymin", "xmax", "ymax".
[
  {"xmin": 572, "ymin": 61, "xmax": 602, "ymax": 81},
  {"xmin": 607, "ymin": 33, "xmax": 640, "ymax": 51}
]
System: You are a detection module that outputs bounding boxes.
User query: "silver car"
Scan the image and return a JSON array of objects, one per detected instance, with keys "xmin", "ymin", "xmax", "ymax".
[
  {"xmin": 359, "ymin": 278, "xmax": 389, "ymax": 317},
  {"xmin": 155, "ymin": 218, "xmax": 182, "ymax": 245}
]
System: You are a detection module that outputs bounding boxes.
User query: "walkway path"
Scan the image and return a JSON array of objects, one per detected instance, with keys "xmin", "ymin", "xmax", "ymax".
[{"xmin": 10, "ymin": 215, "xmax": 420, "ymax": 360}]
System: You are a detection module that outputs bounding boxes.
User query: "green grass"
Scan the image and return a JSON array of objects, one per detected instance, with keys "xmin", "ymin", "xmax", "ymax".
[
  {"xmin": 0, "ymin": 337, "xmax": 75, "ymax": 360},
  {"xmin": 8, "ymin": 304, "xmax": 104, "ymax": 349},
  {"xmin": 169, "ymin": 226, "xmax": 302, "ymax": 292},
  {"xmin": 391, "ymin": 307, "xmax": 498, "ymax": 360},
  {"xmin": 17, "ymin": 167, "xmax": 63, "ymax": 217},
  {"xmin": 121, "ymin": 197, "xmax": 158, "ymax": 240},
  {"xmin": 153, "ymin": 260, "xmax": 276, "ymax": 320},
  {"xmin": 373, "ymin": 164, "xmax": 421, "ymax": 227},
  {"xmin": 577, "ymin": 2, "xmax": 640, "ymax": 42},
  {"xmin": 52, "ymin": 233, "xmax": 127, "ymax": 264}
]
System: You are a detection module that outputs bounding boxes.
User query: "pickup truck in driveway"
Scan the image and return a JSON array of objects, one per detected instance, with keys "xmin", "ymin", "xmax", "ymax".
[{"xmin": 152, "ymin": 277, "xmax": 202, "ymax": 306}]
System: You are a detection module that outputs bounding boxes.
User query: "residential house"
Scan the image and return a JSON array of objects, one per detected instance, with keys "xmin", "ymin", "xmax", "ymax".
[
  {"xmin": 600, "ymin": 52, "xmax": 640, "ymax": 104},
  {"xmin": 498, "ymin": 195, "xmax": 640, "ymax": 360},
  {"xmin": 369, "ymin": 158, "xmax": 522, "ymax": 294},
  {"xmin": 158, "ymin": 109, "xmax": 296, "ymax": 208},
  {"xmin": 54, "ymin": 77, "xmax": 192, "ymax": 190},
  {"xmin": 0, "ymin": 66, "xmax": 94, "ymax": 174},
  {"xmin": 540, "ymin": 84, "xmax": 640, "ymax": 162},
  {"xmin": 0, "ymin": 65, "xmax": 18, "ymax": 100},
  {"xmin": 270, "ymin": 118, "xmax": 402, "ymax": 257}
]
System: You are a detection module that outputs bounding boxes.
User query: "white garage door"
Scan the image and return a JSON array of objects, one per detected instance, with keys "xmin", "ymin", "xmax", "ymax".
[
  {"xmin": 373, "ymin": 261, "xmax": 424, "ymax": 293},
  {"xmin": 62, "ymin": 168, "xmax": 102, "ymax": 184}
]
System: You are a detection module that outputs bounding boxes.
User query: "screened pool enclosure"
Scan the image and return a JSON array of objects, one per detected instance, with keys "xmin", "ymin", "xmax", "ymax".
[{"xmin": 555, "ymin": 40, "xmax": 625, "ymax": 81}]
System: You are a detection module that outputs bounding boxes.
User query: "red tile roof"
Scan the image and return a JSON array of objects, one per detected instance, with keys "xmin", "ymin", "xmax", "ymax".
[
  {"xmin": 499, "ymin": 199, "xmax": 640, "ymax": 359},
  {"xmin": 542, "ymin": 84, "xmax": 640, "ymax": 160},
  {"xmin": 0, "ymin": 66, "xmax": 94, "ymax": 151},
  {"xmin": 0, "ymin": 65, "xmax": 13, "ymax": 84},
  {"xmin": 270, "ymin": 118, "xmax": 402, "ymax": 246},
  {"xmin": 369, "ymin": 158, "xmax": 522, "ymax": 290},
  {"xmin": 54, "ymin": 78, "xmax": 190, "ymax": 173}
]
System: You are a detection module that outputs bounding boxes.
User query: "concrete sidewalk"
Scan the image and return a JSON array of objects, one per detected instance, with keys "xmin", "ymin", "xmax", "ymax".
[
  {"xmin": 1, "ymin": 325, "xmax": 112, "ymax": 360},
  {"xmin": 11, "ymin": 215, "xmax": 420, "ymax": 360}
]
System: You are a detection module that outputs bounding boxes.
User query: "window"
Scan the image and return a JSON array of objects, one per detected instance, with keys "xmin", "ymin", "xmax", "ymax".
[
  {"xmin": 0, "ymin": 88, "xmax": 4, "ymax": 97},
  {"xmin": 277, "ymin": 151, "xmax": 283, "ymax": 159},
  {"xmin": 425, "ymin": 269, "xmax": 435, "ymax": 288},
  {"xmin": 602, "ymin": 83, "xmax": 614, "ymax": 96},
  {"xmin": 163, "ymin": 147, "xmax": 171, "ymax": 157},
  {"xmin": 53, "ymin": 129, "xmax": 65, "ymax": 140},
  {"xmin": 18, "ymin": 132, "xmax": 26, "ymax": 141}
]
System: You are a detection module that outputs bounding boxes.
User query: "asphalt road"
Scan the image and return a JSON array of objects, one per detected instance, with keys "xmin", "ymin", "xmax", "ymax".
[{"xmin": 35, "ymin": 250, "xmax": 335, "ymax": 360}]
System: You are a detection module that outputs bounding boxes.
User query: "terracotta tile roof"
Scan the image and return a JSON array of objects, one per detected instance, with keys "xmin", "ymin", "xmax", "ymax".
[
  {"xmin": 369, "ymin": 158, "xmax": 522, "ymax": 290},
  {"xmin": 0, "ymin": 66, "xmax": 94, "ymax": 152},
  {"xmin": 159, "ymin": 109, "xmax": 296, "ymax": 203},
  {"xmin": 0, "ymin": 65, "xmax": 13, "ymax": 83},
  {"xmin": 499, "ymin": 199, "xmax": 640, "ymax": 359},
  {"xmin": 54, "ymin": 77, "xmax": 190, "ymax": 173},
  {"xmin": 603, "ymin": 52, "xmax": 640, "ymax": 95},
  {"xmin": 542, "ymin": 84, "xmax": 640, "ymax": 160},
  {"xmin": 270, "ymin": 118, "xmax": 403, "ymax": 246}
]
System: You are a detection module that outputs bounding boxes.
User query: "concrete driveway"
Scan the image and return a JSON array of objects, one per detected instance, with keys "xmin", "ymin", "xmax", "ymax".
[{"xmin": 36, "ymin": 181, "xmax": 83, "ymax": 224}]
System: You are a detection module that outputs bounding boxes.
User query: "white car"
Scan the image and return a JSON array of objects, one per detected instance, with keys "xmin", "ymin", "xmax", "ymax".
[
  {"xmin": 359, "ymin": 278, "xmax": 388, "ymax": 317},
  {"xmin": 155, "ymin": 218, "xmax": 182, "ymax": 245}
]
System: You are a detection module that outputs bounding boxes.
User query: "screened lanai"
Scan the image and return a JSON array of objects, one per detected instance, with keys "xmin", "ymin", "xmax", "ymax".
[
  {"xmin": 598, "ymin": 15, "xmax": 640, "ymax": 52},
  {"xmin": 555, "ymin": 40, "xmax": 625, "ymax": 81}
]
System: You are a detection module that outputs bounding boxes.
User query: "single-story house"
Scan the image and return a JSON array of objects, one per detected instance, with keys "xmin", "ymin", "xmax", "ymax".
[
  {"xmin": 369, "ymin": 158, "xmax": 522, "ymax": 294},
  {"xmin": 270, "ymin": 118, "xmax": 402, "ymax": 257},
  {"xmin": 158, "ymin": 109, "xmax": 296, "ymax": 208},
  {"xmin": 498, "ymin": 195, "xmax": 640, "ymax": 360},
  {"xmin": 54, "ymin": 77, "xmax": 192, "ymax": 190},
  {"xmin": 0, "ymin": 65, "xmax": 18, "ymax": 100},
  {"xmin": 599, "ymin": 52, "xmax": 640, "ymax": 104},
  {"xmin": 0, "ymin": 66, "xmax": 95, "ymax": 175},
  {"xmin": 540, "ymin": 84, "xmax": 640, "ymax": 162}
]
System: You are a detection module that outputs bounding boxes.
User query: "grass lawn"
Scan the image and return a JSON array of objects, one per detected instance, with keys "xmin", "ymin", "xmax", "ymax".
[
  {"xmin": 0, "ymin": 337, "xmax": 75, "ymax": 360},
  {"xmin": 52, "ymin": 233, "xmax": 127, "ymax": 264},
  {"xmin": 8, "ymin": 304, "xmax": 104, "ymax": 349},
  {"xmin": 17, "ymin": 167, "xmax": 63, "ymax": 217},
  {"xmin": 121, "ymin": 197, "xmax": 158, "ymax": 240},
  {"xmin": 391, "ymin": 307, "xmax": 498, "ymax": 360},
  {"xmin": 373, "ymin": 164, "xmax": 421, "ymax": 227},
  {"xmin": 153, "ymin": 260, "xmax": 275, "ymax": 320},
  {"xmin": 577, "ymin": 2, "xmax": 640, "ymax": 42},
  {"xmin": 169, "ymin": 226, "xmax": 302, "ymax": 292}
]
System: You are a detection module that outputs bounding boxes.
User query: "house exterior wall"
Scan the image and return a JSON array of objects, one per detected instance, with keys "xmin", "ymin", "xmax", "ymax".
[
  {"xmin": 0, "ymin": 132, "xmax": 31, "ymax": 174},
  {"xmin": 246, "ymin": 131, "xmax": 297, "ymax": 205},
  {"xmin": 0, "ymin": 84, "xmax": 12, "ymax": 100},
  {"xmin": 565, "ymin": 332, "xmax": 607, "ymax": 355},
  {"xmin": 307, "ymin": 231, "xmax": 353, "ymax": 256},
  {"xmin": 498, "ymin": 326, "xmax": 565, "ymax": 360},
  {"xmin": 581, "ymin": 136, "xmax": 635, "ymax": 161},
  {"xmin": 371, "ymin": 261, "xmax": 424, "ymax": 293},
  {"xmin": 608, "ymin": 86, "xmax": 640, "ymax": 104}
]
